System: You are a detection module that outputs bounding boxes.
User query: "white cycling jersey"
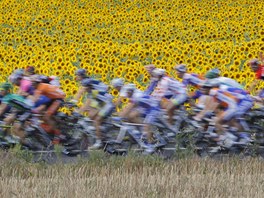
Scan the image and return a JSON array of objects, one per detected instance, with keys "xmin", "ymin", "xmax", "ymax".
[
  {"xmin": 183, "ymin": 73, "xmax": 204, "ymax": 87},
  {"xmin": 151, "ymin": 76, "xmax": 171, "ymax": 100},
  {"xmin": 166, "ymin": 79, "xmax": 187, "ymax": 96},
  {"xmin": 217, "ymin": 77, "xmax": 243, "ymax": 89},
  {"xmin": 151, "ymin": 76, "xmax": 186, "ymax": 100}
]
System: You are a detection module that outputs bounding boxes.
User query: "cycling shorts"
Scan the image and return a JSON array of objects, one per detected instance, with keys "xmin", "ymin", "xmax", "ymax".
[
  {"xmin": 35, "ymin": 95, "xmax": 52, "ymax": 108},
  {"xmin": 222, "ymin": 102, "xmax": 238, "ymax": 121},
  {"xmin": 143, "ymin": 109, "xmax": 160, "ymax": 125},
  {"xmin": 235, "ymin": 99, "xmax": 253, "ymax": 117}
]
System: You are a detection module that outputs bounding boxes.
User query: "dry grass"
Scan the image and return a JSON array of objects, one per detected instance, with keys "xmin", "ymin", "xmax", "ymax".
[{"xmin": 0, "ymin": 151, "xmax": 263, "ymax": 198}]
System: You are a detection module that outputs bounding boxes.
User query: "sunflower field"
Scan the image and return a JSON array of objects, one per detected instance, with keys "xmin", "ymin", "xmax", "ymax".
[{"xmin": 0, "ymin": 0, "xmax": 263, "ymax": 98}]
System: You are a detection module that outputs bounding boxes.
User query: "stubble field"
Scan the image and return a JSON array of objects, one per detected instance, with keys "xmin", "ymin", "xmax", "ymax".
[{"xmin": 0, "ymin": 151, "xmax": 263, "ymax": 198}]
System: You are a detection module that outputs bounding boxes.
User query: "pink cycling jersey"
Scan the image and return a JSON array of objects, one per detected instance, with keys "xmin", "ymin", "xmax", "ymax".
[{"xmin": 20, "ymin": 78, "xmax": 32, "ymax": 93}]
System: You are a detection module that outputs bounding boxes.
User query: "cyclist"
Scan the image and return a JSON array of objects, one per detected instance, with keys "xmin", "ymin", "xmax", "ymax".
[
  {"xmin": 111, "ymin": 78, "xmax": 125, "ymax": 108},
  {"xmin": 174, "ymin": 64, "xmax": 206, "ymax": 107},
  {"xmin": 174, "ymin": 64, "xmax": 204, "ymax": 88},
  {"xmin": 78, "ymin": 78, "xmax": 114, "ymax": 149},
  {"xmin": 0, "ymin": 82, "xmax": 30, "ymax": 140},
  {"xmin": 31, "ymin": 75, "xmax": 66, "ymax": 142},
  {"xmin": 71, "ymin": 68, "xmax": 90, "ymax": 104},
  {"xmin": 193, "ymin": 80, "xmax": 252, "ymax": 142},
  {"xmin": 247, "ymin": 57, "xmax": 264, "ymax": 103},
  {"xmin": 144, "ymin": 64, "xmax": 159, "ymax": 95},
  {"xmin": 205, "ymin": 68, "xmax": 243, "ymax": 89},
  {"xmin": 9, "ymin": 71, "xmax": 34, "ymax": 97},
  {"xmin": 120, "ymin": 83, "xmax": 162, "ymax": 152},
  {"xmin": 150, "ymin": 68, "xmax": 188, "ymax": 124}
]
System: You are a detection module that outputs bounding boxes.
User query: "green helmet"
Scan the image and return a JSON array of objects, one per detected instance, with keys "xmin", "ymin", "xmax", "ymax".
[
  {"xmin": 205, "ymin": 68, "xmax": 221, "ymax": 79},
  {"xmin": 0, "ymin": 82, "xmax": 13, "ymax": 91}
]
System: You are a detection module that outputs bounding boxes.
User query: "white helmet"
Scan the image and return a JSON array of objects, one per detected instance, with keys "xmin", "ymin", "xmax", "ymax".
[
  {"xmin": 111, "ymin": 78, "xmax": 124, "ymax": 88},
  {"xmin": 174, "ymin": 64, "xmax": 187, "ymax": 73},
  {"xmin": 152, "ymin": 68, "xmax": 166, "ymax": 77}
]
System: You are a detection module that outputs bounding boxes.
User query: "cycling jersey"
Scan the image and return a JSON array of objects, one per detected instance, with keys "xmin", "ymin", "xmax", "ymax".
[
  {"xmin": 166, "ymin": 79, "xmax": 188, "ymax": 106},
  {"xmin": 1, "ymin": 93, "xmax": 32, "ymax": 112},
  {"xmin": 88, "ymin": 89, "xmax": 113, "ymax": 104},
  {"xmin": 182, "ymin": 73, "xmax": 204, "ymax": 88},
  {"xmin": 254, "ymin": 65, "xmax": 264, "ymax": 100},
  {"xmin": 217, "ymin": 77, "xmax": 243, "ymax": 89},
  {"xmin": 209, "ymin": 88, "xmax": 238, "ymax": 121},
  {"xmin": 87, "ymin": 83, "xmax": 114, "ymax": 118},
  {"xmin": 129, "ymin": 90, "xmax": 160, "ymax": 124},
  {"xmin": 2, "ymin": 94, "xmax": 26, "ymax": 105},
  {"xmin": 255, "ymin": 65, "xmax": 264, "ymax": 80},
  {"xmin": 220, "ymin": 87, "xmax": 253, "ymax": 116},
  {"xmin": 151, "ymin": 76, "xmax": 171, "ymax": 100},
  {"xmin": 34, "ymin": 83, "xmax": 66, "ymax": 100},
  {"xmin": 150, "ymin": 76, "xmax": 187, "ymax": 107},
  {"xmin": 144, "ymin": 79, "xmax": 159, "ymax": 95},
  {"xmin": 166, "ymin": 78, "xmax": 187, "ymax": 97},
  {"xmin": 220, "ymin": 87, "xmax": 250, "ymax": 101},
  {"xmin": 20, "ymin": 78, "xmax": 34, "ymax": 95}
]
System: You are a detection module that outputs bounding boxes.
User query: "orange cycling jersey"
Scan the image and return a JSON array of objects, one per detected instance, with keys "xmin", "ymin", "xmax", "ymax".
[{"xmin": 35, "ymin": 83, "xmax": 66, "ymax": 100}]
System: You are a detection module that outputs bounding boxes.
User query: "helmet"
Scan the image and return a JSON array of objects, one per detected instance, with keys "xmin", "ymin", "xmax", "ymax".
[
  {"xmin": 75, "ymin": 68, "xmax": 87, "ymax": 77},
  {"xmin": 0, "ymin": 82, "xmax": 12, "ymax": 91},
  {"xmin": 25, "ymin": 66, "xmax": 35, "ymax": 74},
  {"xmin": 13, "ymin": 69, "xmax": 24, "ymax": 76},
  {"xmin": 210, "ymin": 68, "xmax": 221, "ymax": 75},
  {"xmin": 205, "ymin": 68, "xmax": 221, "ymax": 79},
  {"xmin": 152, "ymin": 68, "xmax": 166, "ymax": 77},
  {"xmin": 81, "ymin": 78, "xmax": 93, "ymax": 87},
  {"xmin": 247, "ymin": 58, "xmax": 261, "ymax": 66},
  {"xmin": 9, "ymin": 73, "xmax": 23, "ymax": 84},
  {"xmin": 111, "ymin": 78, "xmax": 124, "ymax": 88},
  {"xmin": 174, "ymin": 64, "xmax": 187, "ymax": 73}
]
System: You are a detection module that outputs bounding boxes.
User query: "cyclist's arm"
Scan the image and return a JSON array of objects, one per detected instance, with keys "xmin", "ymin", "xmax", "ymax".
[
  {"xmin": 118, "ymin": 102, "xmax": 136, "ymax": 118},
  {"xmin": 114, "ymin": 96, "xmax": 125, "ymax": 108},
  {"xmin": 248, "ymin": 79, "xmax": 259, "ymax": 94},
  {"xmin": 73, "ymin": 86, "xmax": 86, "ymax": 102},
  {"xmin": 77, "ymin": 98, "xmax": 91, "ymax": 114}
]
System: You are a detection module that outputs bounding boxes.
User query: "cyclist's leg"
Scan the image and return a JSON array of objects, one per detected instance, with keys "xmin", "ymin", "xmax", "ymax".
[
  {"xmin": 127, "ymin": 108, "xmax": 142, "ymax": 123},
  {"xmin": 44, "ymin": 99, "xmax": 63, "ymax": 131},
  {"xmin": 233, "ymin": 99, "xmax": 253, "ymax": 131},
  {"xmin": 215, "ymin": 105, "xmax": 237, "ymax": 134},
  {"xmin": 95, "ymin": 102, "xmax": 115, "ymax": 140},
  {"xmin": 90, "ymin": 103, "xmax": 114, "ymax": 148},
  {"xmin": 166, "ymin": 94, "xmax": 187, "ymax": 124},
  {"xmin": 2, "ymin": 113, "xmax": 17, "ymax": 136},
  {"xmin": 143, "ymin": 109, "xmax": 160, "ymax": 143}
]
